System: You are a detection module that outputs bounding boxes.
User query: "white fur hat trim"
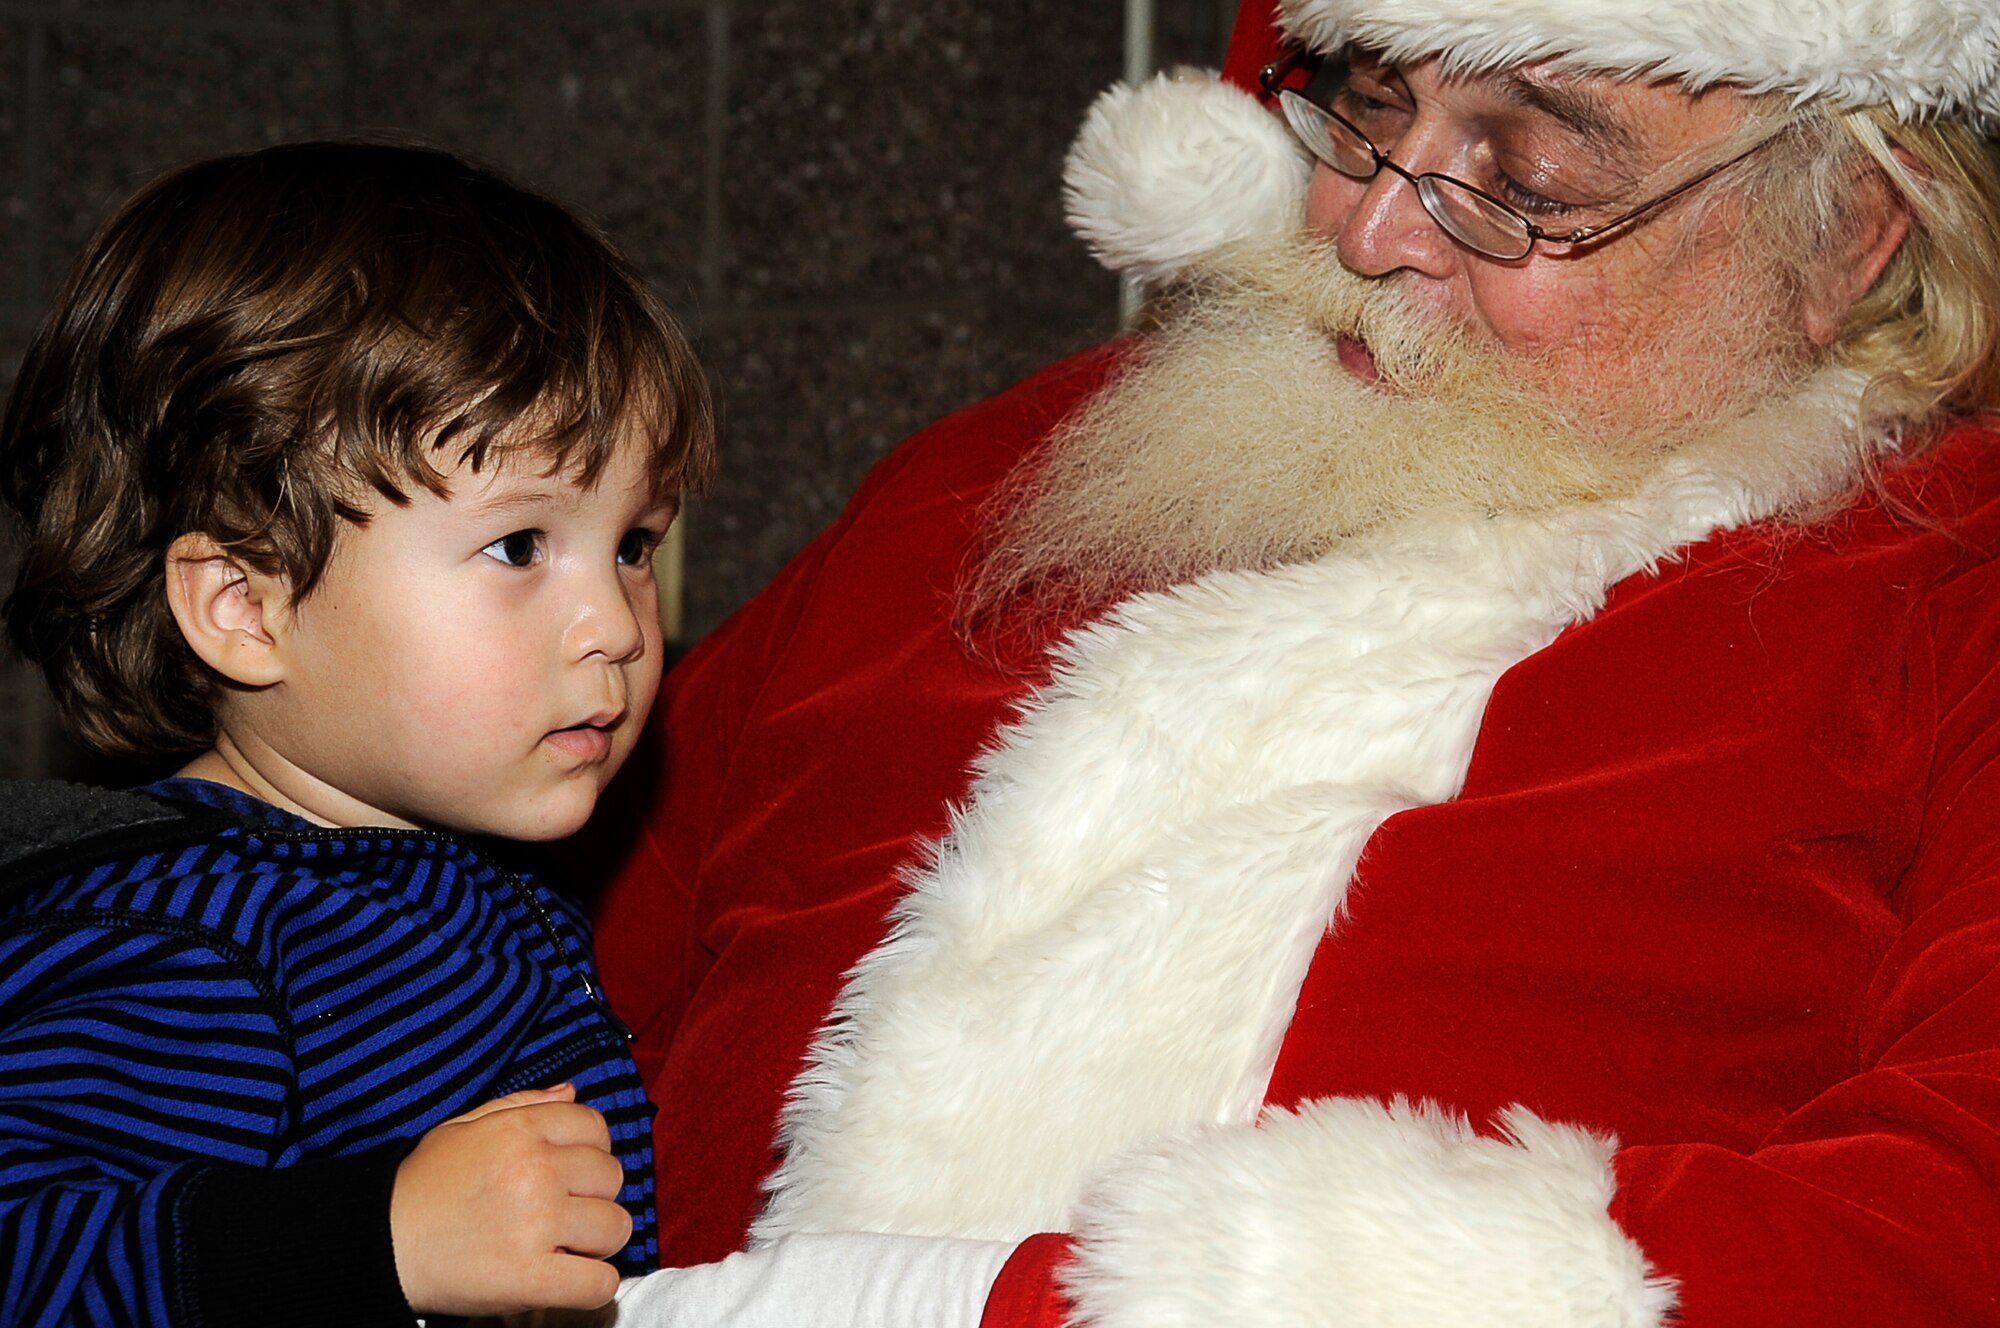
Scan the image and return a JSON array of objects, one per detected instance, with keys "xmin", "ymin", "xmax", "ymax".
[
  {"xmin": 1280, "ymin": 0, "xmax": 2000, "ymax": 132},
  {"xmin": 1063, "ymin": 68, "xmax": 1311, "ymax": 288}
]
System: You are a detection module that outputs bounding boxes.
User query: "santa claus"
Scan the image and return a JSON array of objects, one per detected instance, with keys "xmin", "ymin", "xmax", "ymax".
[{"xmin": 587, "ymin": 0, "xmax": 2000, "ymax": 1323}]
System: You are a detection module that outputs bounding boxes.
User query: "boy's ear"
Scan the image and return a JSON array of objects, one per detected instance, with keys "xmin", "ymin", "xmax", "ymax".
[{"xmin": 164, "ymin": 533, "xmax": 292, "ymax": 688}]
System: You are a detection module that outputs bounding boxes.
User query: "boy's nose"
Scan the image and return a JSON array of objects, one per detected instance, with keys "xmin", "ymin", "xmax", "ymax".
[{"xmin": 567, "ymin": 578, "xmax": 651, "ymax": 666}]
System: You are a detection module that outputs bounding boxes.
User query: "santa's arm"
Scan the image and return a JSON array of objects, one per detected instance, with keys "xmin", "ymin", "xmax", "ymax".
[
  {"xmin": 983, "ymin": 569, "xmax": 2000, "ymax": 1328},
  {"xmin": 1010, "ymin": 1101, "xmax": 1669, "ymax": 1328},
  {"xmin": 1608, "ymin": 561, "xmax": 2000, "ymax": 1323},
  {"xmin": 599, "ymin": 1233, "xmax": 1014, "ymax": 1327},
  {"xmin": 984, "ymin": 912, "xmax": 2000, "ymax": 1328}
]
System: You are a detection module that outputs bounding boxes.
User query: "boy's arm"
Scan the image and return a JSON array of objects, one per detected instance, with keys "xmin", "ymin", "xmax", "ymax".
[{"xmin": 0, "ymin": 918, "xmax": 416, "ymax": 1328}]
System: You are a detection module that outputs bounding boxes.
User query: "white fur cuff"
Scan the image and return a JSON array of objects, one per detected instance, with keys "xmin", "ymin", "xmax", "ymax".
[
  {"xmin": 1062, "ymin": 1097, "xmax": 1677, "ymax": 1328},
  {"xmin": 1062, "ymin": 69, "xmax": 1310, "ymax": 287}
]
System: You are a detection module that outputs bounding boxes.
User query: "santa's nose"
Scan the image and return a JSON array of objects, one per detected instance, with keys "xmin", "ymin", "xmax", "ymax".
[{"xmin": 1306, "ymin": 158, "xmax": 1459, "ymax": 282}]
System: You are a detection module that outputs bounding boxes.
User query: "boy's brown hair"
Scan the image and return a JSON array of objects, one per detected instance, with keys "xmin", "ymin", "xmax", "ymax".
[{"xmin": 2, "ymin": 140, "xmax": 715, "ymax": 757}]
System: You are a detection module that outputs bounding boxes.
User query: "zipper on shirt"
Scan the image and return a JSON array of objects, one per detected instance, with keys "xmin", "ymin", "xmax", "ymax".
[
  {"xmin": 254, "ymin": 825, "xmax": 636, "ymax": 1043},
  {"xmin": 498, "ymin": 865, "xmax": 635, "ymax": 1042}
]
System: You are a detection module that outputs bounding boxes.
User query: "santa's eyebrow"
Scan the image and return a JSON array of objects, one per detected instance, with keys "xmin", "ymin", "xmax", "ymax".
[{"xmin": 1495, "ymin": 72, "xmax": 1644, "ymax": 160}]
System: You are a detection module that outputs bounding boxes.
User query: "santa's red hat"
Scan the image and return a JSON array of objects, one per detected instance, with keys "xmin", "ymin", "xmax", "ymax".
[{"xmin": 1066, "ymin": 0, "xmax": 2000, "ymax": 285}]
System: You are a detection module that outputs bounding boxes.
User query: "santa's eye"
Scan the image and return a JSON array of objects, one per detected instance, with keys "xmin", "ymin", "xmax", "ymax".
[
  {"xmin": 1494, "ymin": 172, "xmax": 1580, "ymax": 218},
  {"xmin": 481, "ymin": 529, "xmax": 543, "ymax": 567}
]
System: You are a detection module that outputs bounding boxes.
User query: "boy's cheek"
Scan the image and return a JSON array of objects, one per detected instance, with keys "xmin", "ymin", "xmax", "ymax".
[
  {"xmin": 631, "ymin": 647, "xmax": 667, "ymax": 723},
  {"xmin": 607, "ymin": 665, "xmax": 661, "ymax": 763}
]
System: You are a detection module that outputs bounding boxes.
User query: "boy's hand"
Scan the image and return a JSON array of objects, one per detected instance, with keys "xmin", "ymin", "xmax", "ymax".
[{"xmin": 390, "ymin": 1084, "xmax": 633, "ymax": 1316}]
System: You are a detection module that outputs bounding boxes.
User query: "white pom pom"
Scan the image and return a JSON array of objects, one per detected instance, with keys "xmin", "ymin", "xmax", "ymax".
[{"xmin": 1063, "ymin": 69, "xmax": 1312, "ymax": 288}]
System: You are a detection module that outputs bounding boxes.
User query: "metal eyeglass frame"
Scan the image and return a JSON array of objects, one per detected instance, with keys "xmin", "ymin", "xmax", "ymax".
[{"xmin": 1259, "ymin": 55, "xmax": 1783, "ymax": 262}]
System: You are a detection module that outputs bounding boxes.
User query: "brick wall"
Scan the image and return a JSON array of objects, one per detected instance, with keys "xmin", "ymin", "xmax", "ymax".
[{"xmin": 0, "ymin": 0, "xmax": 1236, "ymax": 781}]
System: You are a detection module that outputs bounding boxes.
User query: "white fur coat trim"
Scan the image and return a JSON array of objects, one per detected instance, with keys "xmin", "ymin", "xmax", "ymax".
[
  {"xmin": 1280, "ymin": 0, "xmax": 2000, "ymax": 132},
  {"xmin": 1067, "ymin": 1099, "xmax": 1675, "ymax": 1327},
  {"xmin": 754, "ymin": 373, "xmax": 1872, "ymax": 1326}
]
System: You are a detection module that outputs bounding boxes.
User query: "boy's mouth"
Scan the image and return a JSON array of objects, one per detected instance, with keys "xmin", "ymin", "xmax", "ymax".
[{"xmin": 545, "ymin": 712, "xmax": 622, "ymax": 763}]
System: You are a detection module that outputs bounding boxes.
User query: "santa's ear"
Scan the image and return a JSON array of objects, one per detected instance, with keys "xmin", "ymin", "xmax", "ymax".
[
  {"xmin": 164, "ymin": 533, "xmax": 292, "ymax": 688},
  {"xmin": 1802, "ymin": 149, "xmax": 1917, "ymax": 346}
]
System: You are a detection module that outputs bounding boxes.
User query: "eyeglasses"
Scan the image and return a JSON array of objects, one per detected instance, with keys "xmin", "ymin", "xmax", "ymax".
[{"xmin": 1262, "ymin": 59, "xmax": 1781, "ymax": 262}]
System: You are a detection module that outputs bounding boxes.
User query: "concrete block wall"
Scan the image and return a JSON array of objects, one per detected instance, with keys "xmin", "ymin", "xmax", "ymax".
[{"xmin": 0, "ymin": 0, "xmax": 1237, "ymax": 781}]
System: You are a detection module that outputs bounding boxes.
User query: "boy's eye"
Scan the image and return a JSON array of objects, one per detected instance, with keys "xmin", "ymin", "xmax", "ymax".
[
  {"xmin": 617, "ymin": 528, "xmax": 657, "ymax": 568},
  {"xmin": 481, "ymin": 529, "xmax": 543, "ymax": 567}
]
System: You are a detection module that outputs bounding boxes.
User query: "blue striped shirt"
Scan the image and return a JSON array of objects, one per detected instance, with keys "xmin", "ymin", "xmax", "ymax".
[{"xmin": 0, "ymin": 778, "xmax": 657, "ymax": 1328}]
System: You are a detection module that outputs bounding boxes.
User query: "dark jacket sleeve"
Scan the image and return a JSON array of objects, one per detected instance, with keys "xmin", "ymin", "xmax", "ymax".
[{"xmin": 0, "ymin": 918, "xmax": 416, "ymax": 1328}]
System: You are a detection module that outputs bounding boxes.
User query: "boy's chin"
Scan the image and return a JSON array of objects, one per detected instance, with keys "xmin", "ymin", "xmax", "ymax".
[
  {"xmin": 507, "ymin": 799, "xmax": 602, "ymax": 844},
  {"xmin": 444, "ymin": 785, "xmax": 606, "ymax": 844}
]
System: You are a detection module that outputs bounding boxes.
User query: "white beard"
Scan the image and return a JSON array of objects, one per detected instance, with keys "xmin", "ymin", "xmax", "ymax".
[{"xmin": 959, "ymin": 234, "xmax": 1812, "ymax": 647}]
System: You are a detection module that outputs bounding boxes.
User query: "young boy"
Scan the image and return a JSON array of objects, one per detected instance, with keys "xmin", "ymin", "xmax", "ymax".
[{"xmin": 0, "ymin": 141, "xmax": 714, "ymax": 1327}]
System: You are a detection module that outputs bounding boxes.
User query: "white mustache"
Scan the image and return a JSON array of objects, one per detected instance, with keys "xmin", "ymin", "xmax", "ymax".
[
  {"xmin": 1168, "ymin": 237, "xmax": 1478, "ymax": 390},
  {"xmin": 955, "ymin": 233, "xmax": 1727, "ymax": 648}
]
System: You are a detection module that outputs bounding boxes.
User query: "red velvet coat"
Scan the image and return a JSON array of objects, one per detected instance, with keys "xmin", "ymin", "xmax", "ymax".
[{"xmin": 588, "ymin": 345, "xmax": 2000, "ymax": 1324}]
